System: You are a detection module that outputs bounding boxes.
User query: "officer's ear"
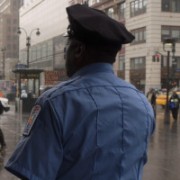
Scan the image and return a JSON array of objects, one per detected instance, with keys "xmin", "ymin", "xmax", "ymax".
[
  {"xmin": 74, "ymin": 42, "xmax": 86, "ymax": 58},
  {"xmin": 74, "ymin": 41, "xmax": 86, "ymax": 65}
]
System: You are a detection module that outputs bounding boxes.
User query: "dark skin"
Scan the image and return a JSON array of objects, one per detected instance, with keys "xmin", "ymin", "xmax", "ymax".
[
  {"xmin": 65, "ymin": 38, "xmax": 119, "ymax": 77},
  {"xmin": 65, "ymin": 38, "xmax": 86, "ymax": 77}
]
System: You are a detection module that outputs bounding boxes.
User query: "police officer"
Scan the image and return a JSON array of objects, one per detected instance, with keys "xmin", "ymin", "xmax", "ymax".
[
  {"xmin": 146, "ymin": 88, "xmax": 157, "ymax": 116},
  {"xmin": 5, "ymin": 4, "xmax": 155, "ymax": 180},
  {"xmin": 169, "ymin": 91, "xmax": 180, "ymax": 120}
]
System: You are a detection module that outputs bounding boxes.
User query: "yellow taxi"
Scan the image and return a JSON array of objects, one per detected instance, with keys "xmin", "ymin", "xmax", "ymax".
[
  {"xmin": 156, "ymin": 88, "xmax": 180, "ymax": 108},
  {"xmin": 156, "ymin": 91, "xmax": 168, "ymax": 108}
]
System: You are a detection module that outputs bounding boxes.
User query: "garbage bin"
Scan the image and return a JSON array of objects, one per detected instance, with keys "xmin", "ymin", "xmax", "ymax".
[{"xmin": 22, "ymin": 98, "xmax": 37, "ymax": 114}]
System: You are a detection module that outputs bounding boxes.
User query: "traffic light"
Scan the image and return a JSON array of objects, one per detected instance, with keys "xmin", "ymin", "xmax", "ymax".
[{"xmin": 152, "ymin": 53, "xmax": 161, "ymax": 62}]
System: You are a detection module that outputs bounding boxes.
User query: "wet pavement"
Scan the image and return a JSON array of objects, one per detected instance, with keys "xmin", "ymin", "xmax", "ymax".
[
  {"xmin": 0, "ymin": 104, "xmax": 179, "ymax": 180},
  {"xmin": 143, "ymin": 107, "xmax": 180, "ymax": 180}
]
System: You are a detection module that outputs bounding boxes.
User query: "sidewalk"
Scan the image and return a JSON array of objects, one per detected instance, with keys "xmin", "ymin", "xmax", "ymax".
[
  {"xmin": 0, "ymin": 104, "xmax": 180, "ymax": 180},
  {"xmin": 143, "ymin": 106, "xmax": 180, "ymax": 180},
  {"xmin": 0, "ymin": 105, "xmax": 29, "ymax": 180}
]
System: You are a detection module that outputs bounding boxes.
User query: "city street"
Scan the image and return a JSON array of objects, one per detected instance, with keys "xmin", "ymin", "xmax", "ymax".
[{"xmin": 0, "ymin": 104, "xmax": 179, "ymax": 180}]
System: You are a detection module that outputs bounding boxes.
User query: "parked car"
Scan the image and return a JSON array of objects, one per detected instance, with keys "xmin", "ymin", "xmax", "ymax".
[{"xmin": 0, "ymin": 97, "xmax": 10, "ymax": 113}]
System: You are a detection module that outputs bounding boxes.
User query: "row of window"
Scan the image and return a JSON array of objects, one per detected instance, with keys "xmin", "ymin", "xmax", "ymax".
[
  {"xmin": 130, "ymin": 0, "xmax": 147, "ymax": 17},
  {"xmin": 20, "ymin": 39, "xmax": 53, "ymax": 64},
  {"xmin": 161, "ymin": 56, "xmax": 180, "ymax": 69},
  {"xmin": 119, "ymin": 56, "xmax": 180, "ymax": 71},
  {"xmin": 104, "ymin": 1, "xmax": 180, "ymax": 44},
  {"xmin": 118, "ymin": 56, "xmax": 146, "ymax": 71},
  {"xmin": 104, "ymin": 3, "xmax": 126, "ymax": 20},
  {"xmin": 130, "ymin": 57, "xmax": 146, "ymax": 69},
  {"xmin": 161, "ymin": 26, "xmax": 180, "ymax": 42},
  {"xmin": 19, "ymin": 35, "xmax": 67, "ymax": 69},
  {"xmin": 128, "ymin": 26, "xmax": 180, "ymax": 44},
  {"xmin": 131, "ymin": 27, "xmax": 146, "ymax": 44},
  {"xmin": 162, "ymin": 0, "xmax": 180, "ymax": 13},
  {"xmin": 104, "ymin": 0, "xmax": 180, "ymax": 20}
]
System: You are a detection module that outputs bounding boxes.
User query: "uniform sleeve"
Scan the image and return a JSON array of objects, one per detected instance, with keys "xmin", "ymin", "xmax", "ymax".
[{"xmin": 5, "ymin": 99, "xmax": 63, "ymax": 180}]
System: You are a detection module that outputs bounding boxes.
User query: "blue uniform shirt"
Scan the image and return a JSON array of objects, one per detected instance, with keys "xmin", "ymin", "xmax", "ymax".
[{"xmin": 5, "ymin": 63, "xmax": 155, "ymax": 180}]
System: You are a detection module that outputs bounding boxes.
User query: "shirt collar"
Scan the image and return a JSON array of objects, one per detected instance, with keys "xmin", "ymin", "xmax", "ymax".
[{"xmin": 72, "ymin": 63, "xmax": 114, "ymax": 78}]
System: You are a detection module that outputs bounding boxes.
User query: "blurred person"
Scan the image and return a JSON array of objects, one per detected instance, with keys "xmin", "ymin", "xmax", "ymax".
[
  {"xmin": 0, "ymin": 101, "xmax": 6, "ymax": 151},
  {"xmin": 21, "ymin": 90, "xmax": 28, "ymax": 98},
  {"xmin": 0, "ymin": 91, "xmax": 3, "ymax": 97},
  {"xmin": 146, "ymin": 88, "xmax": 157, "ymax": 116},
  {"xmin": 0, "ymin": 129, "xmax": 6, "ymax": 151},
  {"xmin": 27, "ymin": 90, "xmax": 36, "ymax": 98},
  {"xmin": 5, "ymin": 4, "xmax": 155, "ymax": 180},
  {"xmin": 169, "ymin": 91, "xmax": 180, "ymax": 121}
]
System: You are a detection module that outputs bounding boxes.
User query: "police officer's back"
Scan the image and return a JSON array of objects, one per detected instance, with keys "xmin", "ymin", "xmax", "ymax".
[{"xmin": 5, "ymin": 4, "xmax": 155, "ymax": 180}]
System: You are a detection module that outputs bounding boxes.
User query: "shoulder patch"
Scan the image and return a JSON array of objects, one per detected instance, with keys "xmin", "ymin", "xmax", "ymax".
[{"xmin": 23, "ymin": 105, "xmax": 41, "ymax": 136}]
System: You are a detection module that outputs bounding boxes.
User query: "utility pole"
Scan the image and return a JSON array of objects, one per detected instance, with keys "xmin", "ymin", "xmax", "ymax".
[
  {"xmin": 162, "ymin": 38, "xmax": 176, "ymax": 124},
  {"xmin": 1, "ymin": 48, "xmax": 6, "ymax": 79}
]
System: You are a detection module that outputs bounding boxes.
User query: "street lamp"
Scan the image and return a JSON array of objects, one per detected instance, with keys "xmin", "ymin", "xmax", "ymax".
[
  {"xmin": 17, "ymin": 27, "xmax": 40, "ymax": 68},
  {"xmin": 162, "ymin": 38, "xmax": 176, "ymax": 123},
  {"xmin": 1, "ymin": 47, "xmax": 6, "ymax": 79}
]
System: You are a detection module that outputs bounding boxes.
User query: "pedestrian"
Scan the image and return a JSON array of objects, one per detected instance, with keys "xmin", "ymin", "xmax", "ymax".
[
  {"xmin": 0, "ymin": 128, "xmax": 6, "ymax": 151},
  {"xmin": 169, "ymin": 91, "xmax": 180, "ymax": 121},
  {"xmin": 21, "ymin": 90, "xmax": 28, "ymax": 98},
  {"xmin": 147, "ymin": 88, "xmax": 157, "ymax": 116},
  {"xmin": 0, "ymin": 101, "xmax": 6, "ymax": 151},
  {"xmin": 5, "ymin": 4, "xmax": 155, "ymax": 180}
]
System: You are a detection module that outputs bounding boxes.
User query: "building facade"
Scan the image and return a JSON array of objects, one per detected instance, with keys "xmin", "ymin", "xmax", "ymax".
[
  {"xmin": 86, "ymin": 0, "xmax": 180, "ymax": 93},
  {"xmin": 19, "ymin": 0, "xmax": 180, "ymax": 93},
  {"xmin": 0, "ymin": 0, "xmax": 20, "ymax": 80},
  {"xmin": 19, "ymin": 0, "xmax": 73, "ymax": 89}
]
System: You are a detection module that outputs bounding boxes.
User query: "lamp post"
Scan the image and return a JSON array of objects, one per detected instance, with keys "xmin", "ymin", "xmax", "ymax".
[
  {"xmin": 163, "ymin": 38, "xmax": 176, "ymax": 123},
  {"xmin": 1, "ymin": 47, "xmax": 6, "ymax": 79},
  {"xmin": 17, "ymin": 27, "xmax": 40, "ymax": 68}
]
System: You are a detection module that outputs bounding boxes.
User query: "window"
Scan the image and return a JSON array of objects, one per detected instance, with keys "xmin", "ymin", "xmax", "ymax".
[
  {"xmin": 13, "ymin": 44, "xmax": 17, "ymax": 50},
  {"xmin": 176, "ymin": 57, "xmax": 180, "ymax": 69},
  {"xmin": 42, "ymin": 43, "xmax": 47, "ymax": 58},
  {"xmin": 13, "ymin": 27, "xmax": 17, "ymax": 33},
  {"xmin": 6, "ymin": 18, "xmax": 11, "ymax": 24},
  {"xmin": 19, "ymin": 50, "xmax": 27, "ymax": 64},
  {"xmin": 88, "ymin": 0, "xmax": 103, "ymax": 6},
  {"xmin": 161, "ymin": 56, "xmax": 174, "ymax": 67},
  {"xmin": 130, "ymin": 0, "xmax": 147, "ymax": 17},
  {"xmin": 47, "ymin": 40, "xmax": 53, "ymax": 56},
  {"xmin": 130, "ymin": 57, "xmax": 145, "ymax": 69},
  {"xmin": 161, "ymin": 26, "xmax": 180, "ymax": 42},
  {"xmin": 119, "ymin": 56, "xmax": 125, "ymax": 70},
  {"xmin": 117, "ymin": 2, "xmax": 126, "ymax": 19},
  {"xmin": 161, "ymin": 56, "xmax": 168, "ymax": 67},
  {"xmin": 107, "ymin": 8, "xmax": 114, "ymax": 18},
  {"xmin": 13, "ymin": 19, "xmax": 18, "ymax": 24},
  {"xmin": 8, "ymin": 26, "xmax": 11, "ymax": 32},
  {"xmin": 36, "ymin": 45, "xmax": 42, "ymax": 60},
  {"xmin": 105, "ymin": 7, "xmax": 115, "ymax": 19},
  {"xmin": 20, "ymin": 0, "xmax": 24, "ymax": 7},
  {"xmin": 31, "ymin": 46, "xmax": 37, "ymax": 62},
  {"xmin": 161, "ymin": 56, "xmax": 180, "ymax": 69},
  {"xmin": 162, "ymin": 0, "xmax": 180, "ymax": 13},
  {"xmin": 131, "ymin": 27, "xmax": 146, "ymax": 44}
]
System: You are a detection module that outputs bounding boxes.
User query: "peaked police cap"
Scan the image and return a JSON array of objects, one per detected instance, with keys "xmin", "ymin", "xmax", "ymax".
[{"xmin": 66, "ymin": 4, "xmax": 134, "ymax": 47}]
